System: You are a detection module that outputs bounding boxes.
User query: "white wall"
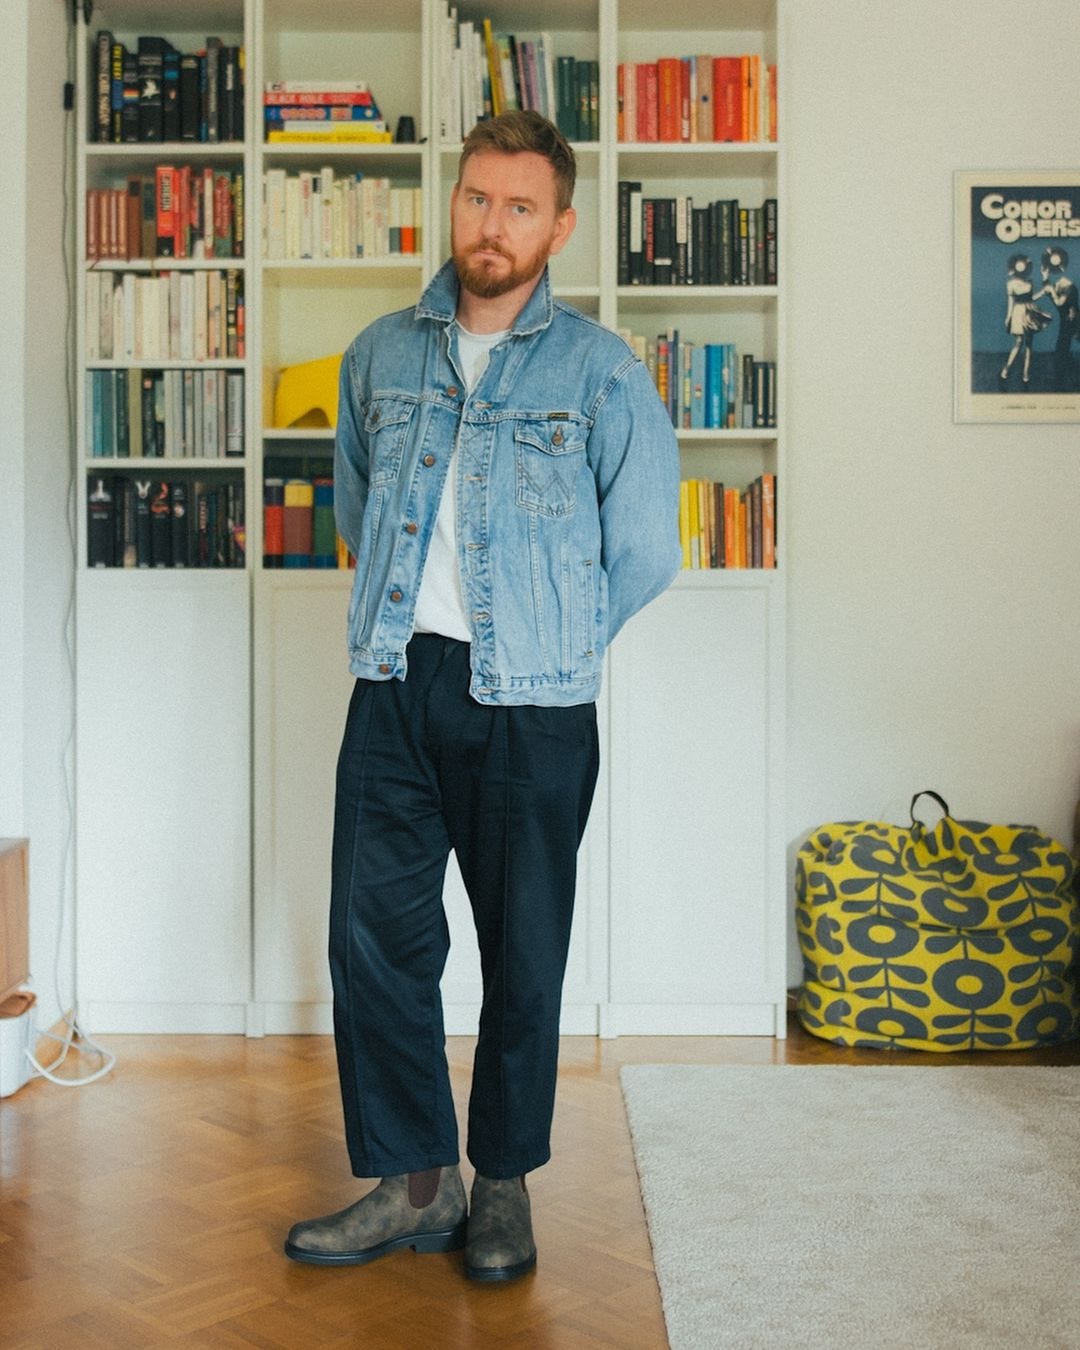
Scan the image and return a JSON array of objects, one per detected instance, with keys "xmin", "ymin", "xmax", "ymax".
[
  {"xmin": 1, "ymin": 2, "xmax": 74, "ymax": 1027},
  {"xmin": 0, "ymin": 6, "xmax": 29, "ymax": 840},
  {"xmin": 784, "ymin": 1, "xmax": 1080, "ymax": 973}
]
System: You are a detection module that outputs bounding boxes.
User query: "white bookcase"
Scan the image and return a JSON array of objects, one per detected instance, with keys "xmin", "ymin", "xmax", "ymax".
[{"xmin": 74, "ymin": 0, "xmax": 786, "ymax": 1038}]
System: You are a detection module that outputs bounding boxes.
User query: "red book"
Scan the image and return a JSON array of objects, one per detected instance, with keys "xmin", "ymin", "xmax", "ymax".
[
  {"xmin": 631, "ymin": 63, "xmax": 658, "ymax": 141},
  {"xmin": 657, "ymin": 58, "xmax": 681, "ymax": 141},
  {"xmin": 712, "ymin": 57, "xmax": 742, "ymax": 141},
  {"xmin": 263, "ymin": 478, "xmax": 284, "ymax": 568},
  {"xmin": 679, "ymin": 58, "xmax": 692, "ymax": 141}
]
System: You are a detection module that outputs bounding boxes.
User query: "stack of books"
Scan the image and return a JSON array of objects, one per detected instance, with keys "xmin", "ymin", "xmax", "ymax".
[
  {"xmin": 620, "ymin": 331, "xmax": 777, "ymax": 430},
  {"xmin": 617, "ymin": 186, "xmax": 777, "ymax": 287},
  {"xmin": 92, "ymin": 32, "xmax": 244, "ymax": 144},
  {"xmin": 264, "ymin": 476, "xmax": 351, "ymax": 568},
  {"xmin": 679, "ymin": 476, "xmax": 777, "ymax": 570},
  {"xmin": 617, "ymin": 55, "xmax": 776, "ymax": 143},
  {"xmin": 264, "ymin": 82, "xmax": 391, "ymax": 144},
  {"xmin": 87, "ymin": 476, "xmax": 245, "ymax": 568},
  {"xmin": 436, "ymin": 6, "xmax": 598, "ymax": 143}
]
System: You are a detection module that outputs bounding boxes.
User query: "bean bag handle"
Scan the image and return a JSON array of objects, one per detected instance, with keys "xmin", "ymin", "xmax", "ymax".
[{"xmin": 910, "ymin": 790, "xmax": 951, "ymax": 833}]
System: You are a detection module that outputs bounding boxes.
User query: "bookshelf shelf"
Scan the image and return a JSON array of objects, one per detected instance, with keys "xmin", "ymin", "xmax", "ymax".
[
  {"xmin": 85, "ymin": 358, "xmax": 247, "ymax": 370},
  {"xmin": 85, "ymin": 258, "xmax": 248, "ymax": 271},
  {"xmin": 261, "ymin": 257, "xmax": 423, "ymax": 270},
  {"xmin": 263, "ymin": 426, "xmax": 334, "ymax": 439},
  {"xmin": 85, "ymin": 142, "xmax": 246, "ymax": 160},
  {"xmin": 84, "ymin": 456, "xmax": 247, "ymax": 469}
]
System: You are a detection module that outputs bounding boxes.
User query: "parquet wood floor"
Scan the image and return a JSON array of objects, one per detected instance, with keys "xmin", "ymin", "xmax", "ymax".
[{"xmin": 2, "ymin": 1020, "xmax": 1077, "ymax": 1348}]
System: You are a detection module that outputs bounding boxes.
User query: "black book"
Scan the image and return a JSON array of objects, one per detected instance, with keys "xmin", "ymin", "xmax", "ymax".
[
  {"xmin": 133, "ymin": 479, "xmax": 153, "ymax": 565},
  {"xmin": 87, "ymin": 477, "xmax": 114, "ymax": 567},
  {"xmin": 114, "ymin": 369, "xmax": 129, "ymax": 457},
  {"xmin": 94, "ymin": 30, "xmax": 113, "ymax": 142},
  {"xmin": 150, "ymin": 481, "xmax": 172, "ymax": 566},
  {"xmin": 121, "ymin": 48, "xmax": 140, "ymax": 142},
  {"xmin": 651, "ymin": 198, "xmax": 674, "ymax": 286},
  {"xmin": 116, "ymin": 478, "xmax": 137, "ymax": 567},
  {"xmin": 221, "ymin": 46, "xmax": 239, "ymax": 141},
  {"xmin": 691, "ymin": 206, "xmax": 710, "ymax": 286},
  {"xmin": 141, "ymin": 372, "xmax": 158, "ymax": 455},
  {"xmin": 162, "ymin": 47, "xmax": 181, "ymax": 141},
  {"xmin": 764, "ymin": 197, "xmax": 778, "ymax": 285},
  {"xmin": 179, "ymin": 54, "xmax": 200, "ymax": 140},
  {"xmin": 674, "ymin": 195, "xmax": 691, "ymax": 285},
  {"xmin": 171, "ymin": 479, "xmax": 191, "ymax": 566},
  {"xmin": 205, "ymin": 37, "xmax": 222, "ymax": 142},
  {"xmin": 137, "ymin": 36, "xmax": 167, "ymax": 142},
  {"xmin": 617, "ymin": 181, "xmax": 639, "ymax": 286}
]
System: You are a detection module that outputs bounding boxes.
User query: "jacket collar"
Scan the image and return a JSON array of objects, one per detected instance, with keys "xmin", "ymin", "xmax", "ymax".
[{"xmin": 415, "ymin": 258, "xmax": 555, "ymax": 336}]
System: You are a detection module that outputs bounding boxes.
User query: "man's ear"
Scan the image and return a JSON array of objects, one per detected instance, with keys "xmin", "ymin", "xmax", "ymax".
[{"xmin": 548, "ymin": 206, "xmax": 577, "ymax": 258}]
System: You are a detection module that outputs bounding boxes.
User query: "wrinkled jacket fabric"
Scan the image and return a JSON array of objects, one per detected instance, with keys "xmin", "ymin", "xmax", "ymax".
[{"xmin": 334, "ymin": 260, "xmax": 681, "ymax": 706}]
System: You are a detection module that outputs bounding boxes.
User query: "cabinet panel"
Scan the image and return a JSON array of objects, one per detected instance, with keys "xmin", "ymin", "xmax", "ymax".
[
  {"xmin": 76, "ymin": 572, "xmax": 251, "ymax": 1021},
  {"xmin": 608, "ymin": 578, "xmax": 784, "ymax": 1025}
]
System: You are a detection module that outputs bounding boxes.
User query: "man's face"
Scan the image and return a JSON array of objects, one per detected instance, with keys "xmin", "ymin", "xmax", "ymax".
[{"xmin": 451, "ymin": 150, "xmax": 575, "ymax": 301}]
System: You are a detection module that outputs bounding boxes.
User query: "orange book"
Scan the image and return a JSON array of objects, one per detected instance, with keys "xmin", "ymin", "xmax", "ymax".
[
  {"xmin": 723, "ymin": 488, "xmax": 737, "ymax": 568},
  {"xmin": 767, "ymin": 64, "xmax": 778, "ymax": 141},
  {"xmin": 762, "ymin": 472, "xmax": 776, "ymax": 569}
]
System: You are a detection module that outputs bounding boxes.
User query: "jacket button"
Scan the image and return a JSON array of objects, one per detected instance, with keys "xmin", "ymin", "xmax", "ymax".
[
  {"xmin": 390, "ymin": 589, "xmax": 403, "ymax": 602},
  {"xmin": 378, "ymin": 663, "xmax": 391, "ymax": 674},
  {"xmin": 423, "ymin": 454, "xmax": 436, "ymax": 466},
  {"xmin": 552, "ymin": 428, "xmax": 564, "ymax": 445},
  {"xmin": 446, "ymin": 384, "xmax": 459, "ymax": 398},
  {"xmin": 405, "ymin": 522, "xmax": 418, "ymax": 535}
]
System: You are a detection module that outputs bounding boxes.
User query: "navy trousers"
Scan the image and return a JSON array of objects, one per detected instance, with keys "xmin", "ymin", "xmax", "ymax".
[{"xmin": 329, "ymin": 634, "xmax": 599, "ymax": 1180}]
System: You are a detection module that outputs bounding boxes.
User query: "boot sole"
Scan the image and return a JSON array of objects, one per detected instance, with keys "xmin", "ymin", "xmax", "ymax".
[
  {"xmin": 284, "ymin": 1219, "xmax": 468, "ymax": 1266},
  {"xmin": 464, "ymin": 1250, "xmax": 537, "ymax": 1283}
]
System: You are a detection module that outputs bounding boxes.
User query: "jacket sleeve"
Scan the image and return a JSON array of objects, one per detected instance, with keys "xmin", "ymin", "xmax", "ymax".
[
  {"xmin": 333, "ymin": 340, "xmax": 368, "ymax": 559},
  {"xmin": 588, "ymin": 355, "xmax": 682, "ymax": 640}
]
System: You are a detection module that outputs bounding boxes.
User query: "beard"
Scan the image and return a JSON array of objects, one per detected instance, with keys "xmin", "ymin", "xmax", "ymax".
[{"xmin": 451, "ymin": 232, "xmax": 552, "ymax": 299}]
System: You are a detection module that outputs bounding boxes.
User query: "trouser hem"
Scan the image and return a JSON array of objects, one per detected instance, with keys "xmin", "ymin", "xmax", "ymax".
[
  {"xmin": 349, "ymin": 1150, "xmax": 460, "ymax": 1180},
  {"xmin": 467, "ymin": 1148, "xmax": 550, "ymax": 1180}
]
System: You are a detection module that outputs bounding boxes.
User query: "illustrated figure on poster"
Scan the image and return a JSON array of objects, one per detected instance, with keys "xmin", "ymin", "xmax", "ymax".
[
  {"xmin": 1000, "ymin": 253, "xmax": 1052, "ymax": 387},
  {"xmin": 1033, "ymin": 246, "xmax": 1079, "ymax": 390}
]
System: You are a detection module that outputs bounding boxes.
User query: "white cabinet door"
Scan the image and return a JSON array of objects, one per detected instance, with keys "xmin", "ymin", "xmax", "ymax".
[
  {"xmin": 253, "ymin": 574, "xmax": 604, "ymax": 1034},
  {"xmin": 76, "ymin": 571, "xmax": 251, "ymax": 1032},
  {"xmin": 606, "ymin": 576, "xmax": 786, "ymax": 1035}
]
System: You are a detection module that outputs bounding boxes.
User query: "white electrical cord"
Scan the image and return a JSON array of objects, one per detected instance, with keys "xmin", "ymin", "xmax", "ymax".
[{"xmin": 20, "ymin": 6, "xmax": 117, "ymax": 1089}]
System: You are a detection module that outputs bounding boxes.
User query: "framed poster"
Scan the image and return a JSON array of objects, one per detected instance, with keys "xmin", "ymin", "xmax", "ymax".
[{"xmin": 954, "ymin": 170, "xmax": 1080, "ymax": 423}]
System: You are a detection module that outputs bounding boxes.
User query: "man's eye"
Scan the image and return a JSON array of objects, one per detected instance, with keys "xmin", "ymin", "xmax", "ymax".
[
  {"xmin": 512, "ymin": 204, "xmax": 529, "ymax": 216},
  {"xmin": 470, "ymin": 195, "xmax": 486, "ymax": 207}
]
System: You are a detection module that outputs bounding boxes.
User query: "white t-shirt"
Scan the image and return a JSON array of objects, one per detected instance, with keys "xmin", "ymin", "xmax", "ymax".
[{"xmin": 412, "ymin": 323, "xmax": 509, "ymax": 641}]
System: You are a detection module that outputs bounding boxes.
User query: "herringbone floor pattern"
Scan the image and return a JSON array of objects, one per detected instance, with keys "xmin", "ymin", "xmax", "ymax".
[{"xmin": 2, "ymin": 1023, "xmax": 1078, "ymax": 1348}]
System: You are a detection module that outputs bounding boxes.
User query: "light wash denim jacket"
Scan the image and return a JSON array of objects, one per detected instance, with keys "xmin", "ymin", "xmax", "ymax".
[{"xmin": 334, "ymin": 259, "xmax": 681, "ymax": 706}]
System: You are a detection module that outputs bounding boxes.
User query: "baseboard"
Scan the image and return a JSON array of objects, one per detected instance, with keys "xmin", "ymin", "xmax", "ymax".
[{"xmin": 81, "ymin": 1002, "xmax": 248, "ymax": 1034}]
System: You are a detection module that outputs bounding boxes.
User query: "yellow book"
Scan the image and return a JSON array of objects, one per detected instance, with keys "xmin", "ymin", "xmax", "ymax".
[
  {"xmin": 687, "ymin": 478, "xmax": 700, "ymax": 569},
  {"xmin": 482, "ymin": 19, "xmax": 504, "ymax": 117},
  {"xmin": 697, "ymin": 479, "xmax": 710, "ymax": 570},
  {"xmin": 266, "ymin": 129, "xmax": 393, "ymax": 143},
  {"xmin": 678, "ymin": 479, "xmax": 691, "ymax": 569}
]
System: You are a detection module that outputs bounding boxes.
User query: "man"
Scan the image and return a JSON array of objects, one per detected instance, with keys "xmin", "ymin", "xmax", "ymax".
[{"xmin": 285, "ymin": 110, "xmax": 680, "ymax": 1283}]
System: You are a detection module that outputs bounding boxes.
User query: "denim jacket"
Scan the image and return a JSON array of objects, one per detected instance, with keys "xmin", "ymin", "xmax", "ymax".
[{"xmin": 334, "ymin": 260, "xmax": 681, "ymax": 706}]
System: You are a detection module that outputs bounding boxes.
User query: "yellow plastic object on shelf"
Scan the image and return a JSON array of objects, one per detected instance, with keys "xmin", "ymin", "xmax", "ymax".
[{"xmin": 273, "ymin": 353, "xmax": 343, "ymax": 429}]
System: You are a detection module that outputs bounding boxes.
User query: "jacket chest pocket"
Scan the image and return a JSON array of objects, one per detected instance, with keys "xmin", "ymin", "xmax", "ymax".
[
  {"xmin": 364, "ymin": 398, "xmax": 415, "ymax": 485},
  {"xmin": 514, "ymin": 420, "xmax": 587, "ymax": 519}
]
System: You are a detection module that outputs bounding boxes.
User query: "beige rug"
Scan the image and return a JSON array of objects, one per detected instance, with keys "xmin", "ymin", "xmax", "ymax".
[{"xmin": 620, "ymin": 1064, "xmax": 1080, "ymax": 1349}]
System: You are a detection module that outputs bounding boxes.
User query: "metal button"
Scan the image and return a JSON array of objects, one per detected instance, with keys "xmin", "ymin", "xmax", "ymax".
[
  {"xmin": 390, "ymin": 589, "xmax": 403, "ymax": 602},
  {"xmin": 446, "ymin": 384, "xmax": 459, "ymax": 398},
  {"xmin": 378, "ymin": 663, "xmax": 391, "ymax": 674},
  {"xmin": 423, "ymin": 454, "xmax": 436, "ymax": 466},
  {"xmin": 405, "ymin": 522, "xmax": 418, "ymax": 535},
  {"xmin": 552, "ymin": 428, "xmax": 564, "ymax": 445}
]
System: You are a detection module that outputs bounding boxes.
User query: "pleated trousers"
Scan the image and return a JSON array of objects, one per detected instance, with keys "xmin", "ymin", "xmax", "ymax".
[{"xmin": 329, "ymin": 633, "xmax": 600, "ymax": 1180}]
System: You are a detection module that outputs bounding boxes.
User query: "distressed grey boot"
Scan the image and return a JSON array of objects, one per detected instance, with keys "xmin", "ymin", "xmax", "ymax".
[
  {"xmin": 464, "ymin": 1174, "xmax": 537, "ymax": 1282},
  {"xmin": 284, "ymin": 1165, "xmax": 467, "ymax": 1266}
]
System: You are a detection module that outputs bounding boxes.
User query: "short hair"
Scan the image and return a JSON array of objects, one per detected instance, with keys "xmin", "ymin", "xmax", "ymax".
[{"xmin": 458, "ymin": 110, "xmax": 576, "ymax": 214}]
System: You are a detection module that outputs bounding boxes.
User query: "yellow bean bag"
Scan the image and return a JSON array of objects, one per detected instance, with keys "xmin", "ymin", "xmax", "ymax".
[{"xmin": 796, "ymin": 791, "xmax": 1079, "ymax": 1051}]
